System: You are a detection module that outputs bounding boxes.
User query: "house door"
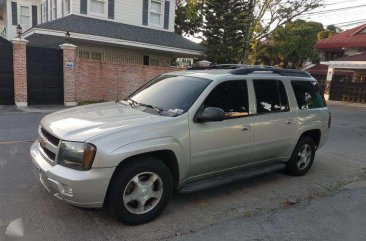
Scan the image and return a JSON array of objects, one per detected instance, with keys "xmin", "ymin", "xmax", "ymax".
[{"xmin": 0, "ymin": 37, "xmax": 14, "ymax": 105}]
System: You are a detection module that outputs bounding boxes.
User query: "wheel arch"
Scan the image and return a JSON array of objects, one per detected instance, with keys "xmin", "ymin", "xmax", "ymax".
[
  {"xmin": 104, "ymin": 149, "xmax": 180, "ymax": 206},
  {"xmin": 300, "ymin": 129, "xmax": 321, "ymax": 148}
]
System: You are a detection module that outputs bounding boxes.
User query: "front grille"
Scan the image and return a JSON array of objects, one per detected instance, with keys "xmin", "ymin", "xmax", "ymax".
[
  {"xmin": 41, "ymin": 146, "xmax": 56, "ymax": 160},
  {"xmin": 41, "ymin": 128, "xmax": 60, "ymax": 146}
]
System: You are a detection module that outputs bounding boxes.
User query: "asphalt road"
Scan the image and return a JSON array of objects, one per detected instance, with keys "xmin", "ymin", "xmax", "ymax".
[{"xmin": 0, "ymin": 101, "xmax": 366, "ymax": 241}]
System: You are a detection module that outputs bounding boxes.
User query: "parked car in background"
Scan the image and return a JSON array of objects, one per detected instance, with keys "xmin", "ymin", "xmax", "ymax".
[{"xmin": 31, "ymin": 67, "xmax": 330, "ymax": 225}]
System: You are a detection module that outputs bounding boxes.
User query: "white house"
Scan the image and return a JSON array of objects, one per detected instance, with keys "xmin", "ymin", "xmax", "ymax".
[{"xmin": 0, "ymin": 0, "xmax": 203, "ymax": 66}]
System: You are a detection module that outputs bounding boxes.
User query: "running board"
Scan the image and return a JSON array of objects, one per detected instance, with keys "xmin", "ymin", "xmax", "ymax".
[{"xmin": 179, "ymin": 163, "xmax": 286, "ymax": 194}]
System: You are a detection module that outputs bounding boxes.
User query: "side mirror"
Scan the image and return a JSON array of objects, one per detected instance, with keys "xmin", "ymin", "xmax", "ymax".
[{"xmin": 196, "ymin": 107, "xmax": 225, "ymax": 122}]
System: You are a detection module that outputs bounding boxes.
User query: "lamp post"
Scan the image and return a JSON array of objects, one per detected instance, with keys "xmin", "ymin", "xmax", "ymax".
[
  {"xmin": 16, "ymin": 25, "xmax": 22, "ymax": 38},
  {"xmin": 65, "ymin": 31, "xmax": 70, "ymax": 43}
]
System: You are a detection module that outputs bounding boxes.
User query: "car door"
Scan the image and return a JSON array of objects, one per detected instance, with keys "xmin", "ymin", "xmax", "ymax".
[
  {"xmin": 189, "ymin": 80, "xmax": 255, "ymax": 177},
  {"xmin": 252, "ymin": 79, "xmax": 299, "ymax": 162}
]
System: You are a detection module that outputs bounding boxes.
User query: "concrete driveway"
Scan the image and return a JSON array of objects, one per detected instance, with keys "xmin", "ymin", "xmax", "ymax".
[{"xmin": 0, "ymin": 101, "xmax": 365, "ymax": 241}]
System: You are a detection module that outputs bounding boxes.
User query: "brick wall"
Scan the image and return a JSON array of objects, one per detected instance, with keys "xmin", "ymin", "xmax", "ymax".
[{"xmin": 75, "ymin": 59, "xmax": 178, "ymax": 102}]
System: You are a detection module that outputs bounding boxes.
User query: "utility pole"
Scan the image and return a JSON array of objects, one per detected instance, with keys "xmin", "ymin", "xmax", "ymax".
[{"xmin": 242, "ymin": 0, "xmax": 255, "ymax": 64}]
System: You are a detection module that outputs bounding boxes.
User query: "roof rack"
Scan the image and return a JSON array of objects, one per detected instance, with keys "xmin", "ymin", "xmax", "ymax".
[
  {"xmin": 187, "ymin": 64, "xmax": 274, "ymax": 70},
  {"xmin": 229, "ymin": 68, "xmax": 311, "ymax": 78}
]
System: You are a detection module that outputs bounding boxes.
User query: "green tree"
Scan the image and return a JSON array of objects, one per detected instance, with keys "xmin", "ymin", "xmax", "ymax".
[
  {"xmin": 175, "ymin": 0, "xmax": 323, "ymax": 63},
  {"xmin": 175, "ymin": 0, "xmax": 203, "ymax": 36},
  {"xmin": 201, "ymin": 0, "xmax": 250, "ymax": 63},
  {"xmin": 254, "ymin": 20, "xmax": 323, "ymax": 69}
]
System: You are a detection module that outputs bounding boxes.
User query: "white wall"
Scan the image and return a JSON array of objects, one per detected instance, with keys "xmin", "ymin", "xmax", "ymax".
[
  {"xmin": 40, "ymin": 0, "xmax": 70, "ymax": 23},
  {"xmin": 72, "ymin": 0, "xmax": 176, "ymax": 32},
  {"xmin": 6, "ymin": 0, "xmax": 41, "ymax": 39}
]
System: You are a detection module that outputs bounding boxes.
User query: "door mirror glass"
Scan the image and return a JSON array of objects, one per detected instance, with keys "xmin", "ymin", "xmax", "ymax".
[{"xmin": 197, "ymin": 107, "xmax": 225, "ymax": 122}]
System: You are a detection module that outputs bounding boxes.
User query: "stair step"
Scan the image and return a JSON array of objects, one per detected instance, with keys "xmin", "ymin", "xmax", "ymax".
[{"xmin": 179, "ymin": 163, "xmax": 286, "ymax": 194}]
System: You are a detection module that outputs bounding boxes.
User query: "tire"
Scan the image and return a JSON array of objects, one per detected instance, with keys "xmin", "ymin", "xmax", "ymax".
[
  {"xmin": 285, "ymin": 136, "xmax": 316, "ymax": 176},
  {"xmin": 108, "ymin": 156, "xmax": 174, "ymax": 225}
]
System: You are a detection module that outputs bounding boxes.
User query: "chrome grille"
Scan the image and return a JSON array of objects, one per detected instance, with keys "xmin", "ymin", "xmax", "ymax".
[
  {"xmin": 39, "ymin": 127, "xmax": 60, "ymax": 162},
  {"xmin": 41, "ymin": 128, "xmax": 60, "ymax": 146}
]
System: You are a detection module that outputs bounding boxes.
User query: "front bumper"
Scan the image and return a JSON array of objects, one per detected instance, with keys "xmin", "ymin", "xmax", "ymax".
[{"xmin": 30, "ymin": 141, "xmax": 115, "ymax": 208}]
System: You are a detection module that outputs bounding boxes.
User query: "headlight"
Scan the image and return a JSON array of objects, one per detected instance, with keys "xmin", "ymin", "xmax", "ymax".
[{"xmin": 57, "ymin": 141, "xmax": 96, "ymax": 171}]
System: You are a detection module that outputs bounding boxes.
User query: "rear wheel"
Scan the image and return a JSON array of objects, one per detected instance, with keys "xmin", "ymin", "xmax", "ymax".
[
  {"xmin": 108, "ymin": 156, "xmax": 173, "ymax": 225},
  {"xmin": 285, "ymin": 136, "xmax": 315, "ymax": 176}
]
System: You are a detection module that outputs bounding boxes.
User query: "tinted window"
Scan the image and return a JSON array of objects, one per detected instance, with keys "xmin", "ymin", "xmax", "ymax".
[
  {"xmin": 203, "ymin": 80, "xmax": 249, "ymax": 119},
  {"xmin": 253, "ymin": 80, "xmax": 289, "ymax": 114},
  {"xmin": 129, "ymin": 75, "xmax": 212, "ymax": 115},
  {"xmin": 292, "ymin": 81, "xmax": 326, "ymax": 110}
]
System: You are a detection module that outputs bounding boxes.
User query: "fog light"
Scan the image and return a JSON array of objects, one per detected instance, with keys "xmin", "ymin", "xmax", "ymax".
[{"xmin": 62, "ymin": 184, "xmax": 73, "ymax": 195}]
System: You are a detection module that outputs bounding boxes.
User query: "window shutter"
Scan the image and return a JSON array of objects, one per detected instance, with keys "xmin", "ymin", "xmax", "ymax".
[
  {"xmin": 108, "ymin": 0, "xmax": 115, "ymax": 19},
  {"xmin": 46, "ymin": 1, "xmax": 48, "ymax": 21},
  {"xmin": 50, "ymin": 0, "xmax": 52, "ymax": 20},
  {"xmin": 11, "ymin": 2, "xmax": 17, "ymax": 25},
  {"xmin": 55, "ymin": 0, "xmax": 57, "ymax": 19},
  {"xmin": 142, "ymin": 0, "xmax": 149, "ymax": 26},
  {"xmin": 164, "ymin": 1, "xmax": 170, "ymax": 29},
  {"xmin": 80, "ymin": 0, "xmax": 87, "ymax": 14},
  {"xmin": 32, "ymin": 6, "xmax": 38, "ymax": 26}
]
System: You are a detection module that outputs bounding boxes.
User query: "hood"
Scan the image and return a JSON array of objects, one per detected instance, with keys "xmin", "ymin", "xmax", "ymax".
[{"xmin": 41, "ymin": 102, "xmax": 165, "ymax": 142}]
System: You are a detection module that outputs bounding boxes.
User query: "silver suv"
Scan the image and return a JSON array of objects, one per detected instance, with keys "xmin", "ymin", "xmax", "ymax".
[{"xmin": 31, "ymin": 68, "xmax": 330, "ymax": 224}]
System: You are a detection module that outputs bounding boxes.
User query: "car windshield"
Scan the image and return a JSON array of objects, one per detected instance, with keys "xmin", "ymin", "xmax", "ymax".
[{"xmin": 126, "ymin": 75, "xmax": 212, "ymax": 116}]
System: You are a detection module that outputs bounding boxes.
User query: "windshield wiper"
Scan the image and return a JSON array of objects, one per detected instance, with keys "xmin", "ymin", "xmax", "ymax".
[
  {"xmin": 138, "ymin": 102, "xmax": 164, "ymax": 114},
  {"xmin": 124, "ymin": 98, "xmax": 163, "ymax": 114}
]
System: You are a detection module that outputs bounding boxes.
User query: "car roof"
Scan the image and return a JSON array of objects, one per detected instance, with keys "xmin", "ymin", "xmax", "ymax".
[{"xmin": 166, "ymin": 68, "xmax": 315, "ymax": 82}]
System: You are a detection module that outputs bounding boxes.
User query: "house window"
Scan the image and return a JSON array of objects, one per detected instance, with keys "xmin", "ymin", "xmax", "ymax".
[
  {"xmin": 63, "ymin": 0, "xmax": 70, "ymax": 15},
  {"xmin": 150, "ymin": 0, "xmax": 162, "ymax": 25},
  {"xmin": 41, "ymin": 2, "xmax": 47, "ymax": 23},
  {"xmin": 90, "ymin": 0, "xmax": 106, "ymax": 15},
  {"xmin": 19, "ymin": 6, "xmax": 30, "ymax": 26},
  {"xmin": 52, "ymin": 0, "xmax": 57, "ymax": 20}
]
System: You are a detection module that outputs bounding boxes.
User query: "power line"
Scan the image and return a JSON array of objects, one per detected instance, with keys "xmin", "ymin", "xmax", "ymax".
[
  {"xmin": 332, "ymin": 19, "xmax": 366, "ymax": 26},
  {"xmin": 306, "ymin": 4, "xmax": 366, "ymax": 15},
  {"xmin": 324, "ymin": 0, "xmax": 364, "ymax": 6}
]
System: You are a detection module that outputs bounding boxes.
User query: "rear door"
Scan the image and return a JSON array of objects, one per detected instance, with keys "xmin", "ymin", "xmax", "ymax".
[{"xmin": 252, "ymin": 79, "xmax": 298, "ymax": 162}]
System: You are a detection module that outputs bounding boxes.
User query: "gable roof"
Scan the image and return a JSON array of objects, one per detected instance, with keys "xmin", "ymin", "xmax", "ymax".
[
  {"xmin": 307, "ymin": 64, "xmax": 354, "ymax": 77},
  {"xmin": 333, "ymin": 52, "xmax": 366, "ymax": 61},
  {"xmin": 31, "ymin": 15, "xmax": 204, "ymax": 52},
  {"xmin": 315, "ymin": 23, "xmax": 366, "ymax": 49}
]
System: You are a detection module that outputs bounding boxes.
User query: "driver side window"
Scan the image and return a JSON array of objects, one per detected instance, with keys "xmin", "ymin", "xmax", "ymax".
[{"xmin": 203, "ymin": 80, "xmax": 249, "ymax": 119}]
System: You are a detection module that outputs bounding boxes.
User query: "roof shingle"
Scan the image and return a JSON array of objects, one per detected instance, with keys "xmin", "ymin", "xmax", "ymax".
[
  {"xmin": 315, "ymin": 24, "xmax": 366, "ymax": 50},
  {"xmin": 34, "ymin": 15, "xmax": 204, "ymax": 52}
]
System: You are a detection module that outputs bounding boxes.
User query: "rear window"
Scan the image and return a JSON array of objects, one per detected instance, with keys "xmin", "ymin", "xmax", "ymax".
[
  {"xmin": 253, "ymin": 79, "xmax": 290, "ymax": 114},
  {"xmin": 291, "ymin": 81, "xmax": 326, "ymax": 110}
]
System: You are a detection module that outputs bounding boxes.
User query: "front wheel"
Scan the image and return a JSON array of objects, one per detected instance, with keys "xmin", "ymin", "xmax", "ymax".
[
  {"xmin": 285, "ymin": 136, "xmax": 315, "ymax": 176},
  {"xmin": 108, "ymin": 157, "xmax": 173, "ymax": 225}
]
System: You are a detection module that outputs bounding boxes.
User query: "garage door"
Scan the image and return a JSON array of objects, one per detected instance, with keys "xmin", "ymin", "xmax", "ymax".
[
  {"xmin": 27, "ymin": 46, "xmax": 63, "ymax": 105},
  {"xmin": 0, "ymin": 37, "xmax": 14, "ymax": 105}
]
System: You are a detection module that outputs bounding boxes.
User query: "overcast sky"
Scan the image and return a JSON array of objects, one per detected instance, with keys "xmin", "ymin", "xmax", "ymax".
[{"xmin": 296, "ymin": 0, "xmax": 366, "ymax": 30}]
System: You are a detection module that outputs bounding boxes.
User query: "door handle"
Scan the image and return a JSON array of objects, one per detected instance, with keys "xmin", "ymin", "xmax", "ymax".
[
  {"xmin": 241, "ymin": 125, "xmax": 251, "ymax": 131},
  {"xmin": 286, "ymin": 119, "xmax": 295, "ymax": 125}
]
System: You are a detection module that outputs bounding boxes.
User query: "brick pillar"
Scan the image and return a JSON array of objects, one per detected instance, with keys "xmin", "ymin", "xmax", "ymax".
[
  {"xmin": 60, "ymin": 43, "xmax": 77, "ymax": 106},
  {"xmin": 11, "ymin": 38, "xmax": 29, "ymax": 107}
]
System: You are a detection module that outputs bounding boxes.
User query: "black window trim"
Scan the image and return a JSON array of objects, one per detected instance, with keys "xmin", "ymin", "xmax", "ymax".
[
  {"xmin": 291, "ymin": 80, "xmax": 327, "ymax": 110},
  {"xmin": 195, "ymin": 79, "xmax": 252, "ymax": 122},
  {"xmin": 253, "ymin": 79, "xmax": 291, "ymax": 115}
]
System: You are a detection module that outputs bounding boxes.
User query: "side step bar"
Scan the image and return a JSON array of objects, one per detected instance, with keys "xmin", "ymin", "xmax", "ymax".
[{"xmin": 179, "ymin": 163, "xmax": 286, "ymax": 194}]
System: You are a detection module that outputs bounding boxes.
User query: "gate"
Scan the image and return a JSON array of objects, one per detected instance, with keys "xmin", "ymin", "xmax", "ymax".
[
  {"xmin": 27, "ymin": 46, "xmax": 63, "ymax": 105},
  {"xmin": 330, "ymin": 78, "xmax": 366, "ymax": 103},
  {"xmin": 0, "ymin": 37, "xmax": 14, "ymax": 105}
]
